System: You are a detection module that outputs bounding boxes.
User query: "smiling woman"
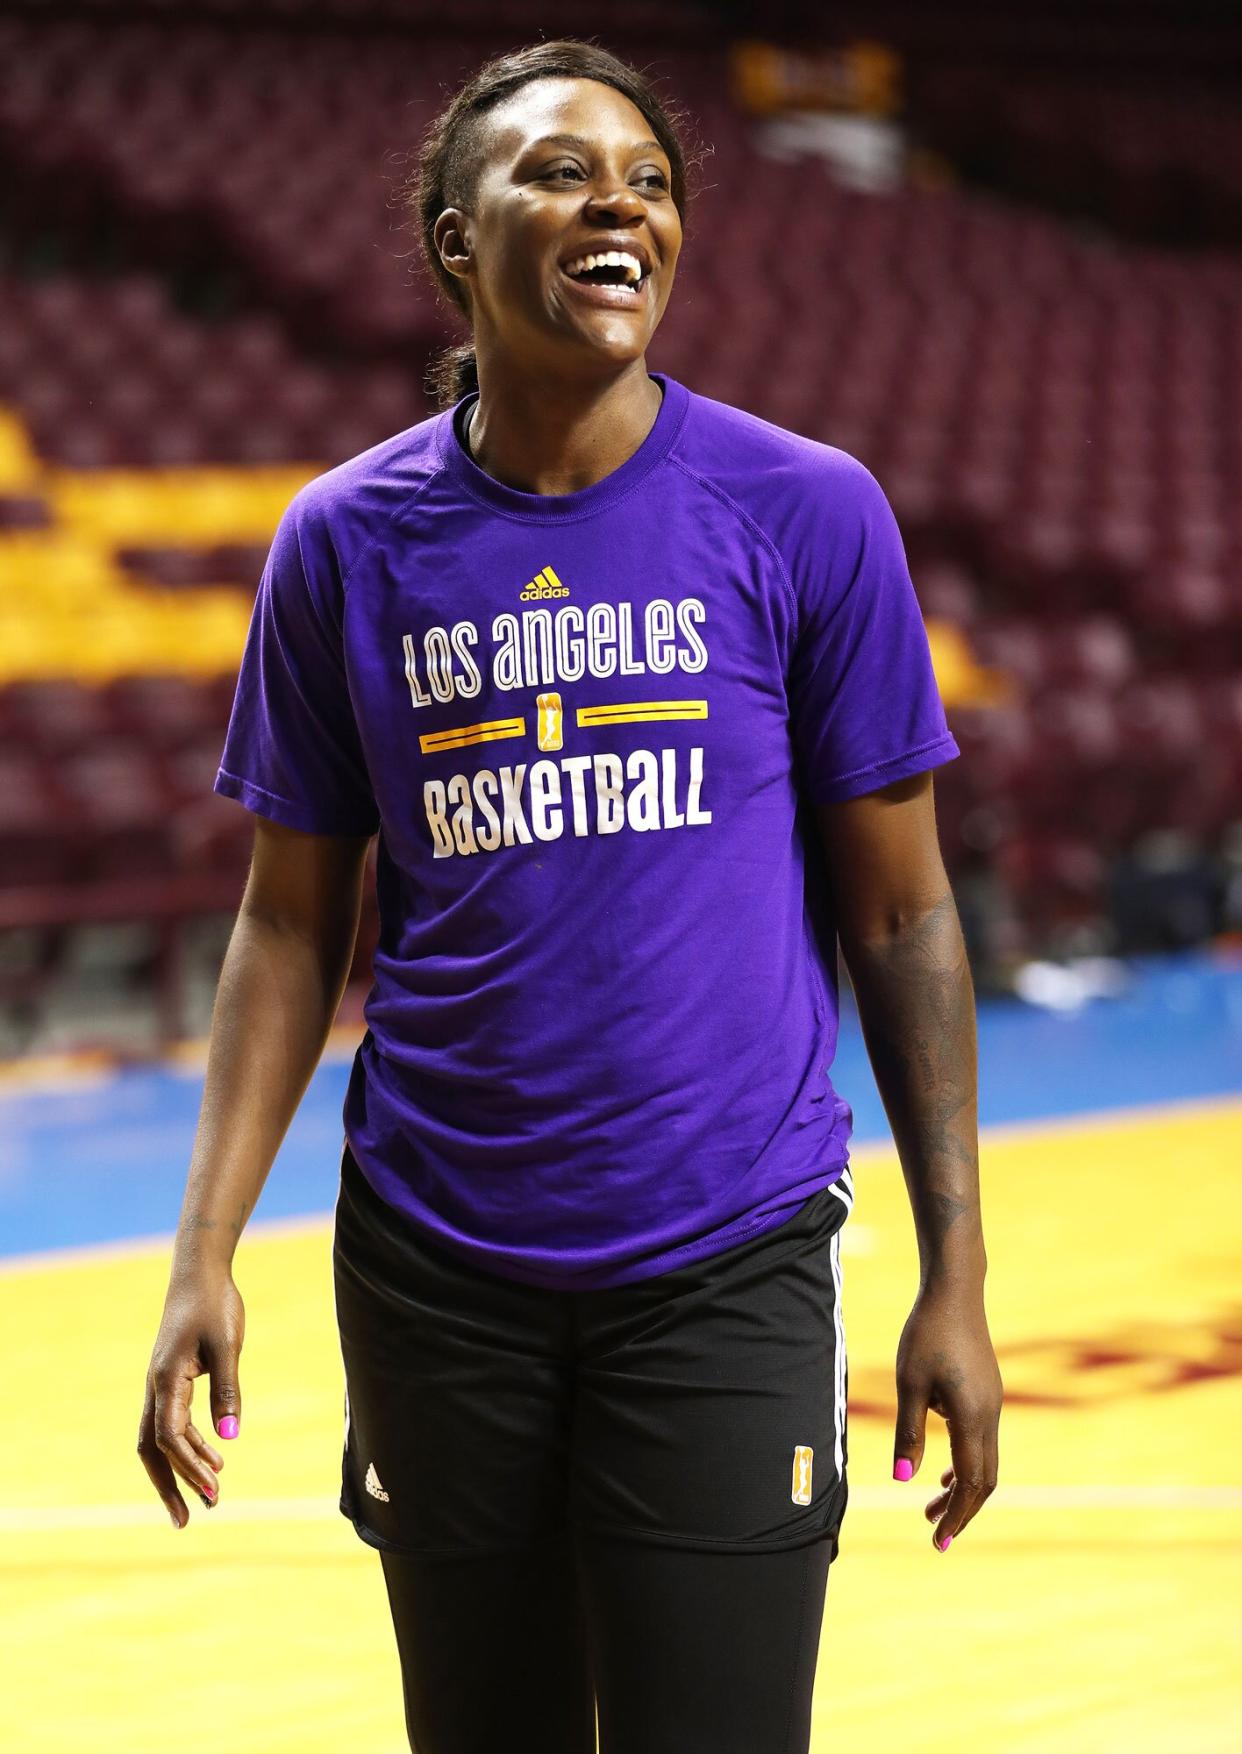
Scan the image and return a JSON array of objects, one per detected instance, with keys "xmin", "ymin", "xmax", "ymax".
[
  {"xmin": 151, "ymin": 31, "xmax": 999, "ymax": 1754},
  {"xmin": 404, "ymin": 40, "xmax": 704, "ymax": 427}
]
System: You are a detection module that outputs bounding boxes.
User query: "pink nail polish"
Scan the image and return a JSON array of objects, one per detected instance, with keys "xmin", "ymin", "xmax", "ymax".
[
  {"xmin": 937, "ymin": 1533, "xmax": 952, "ymax": 1550},
  {"xmin": 218, "ymin": 1416, "xmax": 239, "ymax": 1440},
  {"xmin": 202, "ymin": 1479, "xmax": 216, "ymax": 1498},
  {"xmin": 893, "ymin": 1458, "xmax": 913, "ymax": 1481}
]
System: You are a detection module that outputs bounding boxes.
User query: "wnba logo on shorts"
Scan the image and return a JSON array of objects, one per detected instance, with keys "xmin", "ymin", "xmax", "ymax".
[{"xmin": 791, "ymin": 1445, "xmax": 813, "ymax": 1505}]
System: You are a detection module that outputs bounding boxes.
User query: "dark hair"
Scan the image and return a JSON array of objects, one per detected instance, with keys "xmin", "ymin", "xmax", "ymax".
[{"xmin": 401, "ymin": 38, "xmax": 705, "ymax": 410}]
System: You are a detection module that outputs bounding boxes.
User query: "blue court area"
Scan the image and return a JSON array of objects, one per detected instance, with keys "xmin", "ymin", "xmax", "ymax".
[{"xmin": 1, "ymin": 947, "xmax": 1238, "ymax": 1260}]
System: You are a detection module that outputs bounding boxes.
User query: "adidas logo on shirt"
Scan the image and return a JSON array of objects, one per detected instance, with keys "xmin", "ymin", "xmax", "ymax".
[
  {"xmin": 364, "ymin": 1461, "xmax": 390, "ymax": 1503},
  {"xmin": 519, "ymin": 563, "xmax": 570, "ymax": 600}
]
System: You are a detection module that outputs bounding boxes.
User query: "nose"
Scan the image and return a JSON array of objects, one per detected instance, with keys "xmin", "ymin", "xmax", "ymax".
[{"xmin": 582, "ymin": 179, "xmax": 645, "ymax": 224}]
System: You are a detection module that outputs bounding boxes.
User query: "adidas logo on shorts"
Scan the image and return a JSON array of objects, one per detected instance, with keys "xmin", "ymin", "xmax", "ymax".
[{"xmin": 365, "ymin": 1461, "xmax": 390, "ymax": 1503}]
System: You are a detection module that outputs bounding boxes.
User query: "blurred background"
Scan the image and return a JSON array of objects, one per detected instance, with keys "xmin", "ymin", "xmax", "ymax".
[
  {"xmin": 1, "ymin": 3, "xmax": 1239, "ymax": 1751},
  {"xmin": 0, "ymin": 0, "xmax": 1240, "ymax": 1053}
]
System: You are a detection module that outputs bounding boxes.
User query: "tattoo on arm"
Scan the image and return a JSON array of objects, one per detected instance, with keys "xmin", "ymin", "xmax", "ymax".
[
  {"xmin": 929, "ymin": 1189, "xmax": 971, "ymax": 1242},
  {"xmin": 841, "ymin": 892, "xmax": 982, "ymax": 1260},
  {"xmin": 178, "ymin": 1200, "xmax": 251, "ymax": 1243}
]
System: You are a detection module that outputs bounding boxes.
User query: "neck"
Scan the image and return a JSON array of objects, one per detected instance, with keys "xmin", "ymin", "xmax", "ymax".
[{"xmin": 463, "ymin": 356, "xmax": 663, "ymax": 497}]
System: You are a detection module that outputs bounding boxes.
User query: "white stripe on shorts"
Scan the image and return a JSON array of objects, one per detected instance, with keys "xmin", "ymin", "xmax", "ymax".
[
  {"xmin": 339, "ymin": 1135, "xmax": 352, "ymax": 1452},
  {"xmin": 824, "ymin": 1165, "xmax": 854, "ymax": 1483}
]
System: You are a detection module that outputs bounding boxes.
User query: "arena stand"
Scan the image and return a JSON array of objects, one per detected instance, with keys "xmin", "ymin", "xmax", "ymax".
[
  {"xmin": 0, "ymin": 2, "xmax": 1238, "ymax": 1048},
  {"xmin": 770, "ymin": 0, "xmax": 1242, "ymax": 248}
]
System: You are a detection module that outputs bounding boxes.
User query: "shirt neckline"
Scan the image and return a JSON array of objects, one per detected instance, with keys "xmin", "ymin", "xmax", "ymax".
[{"xmin": 436, "ymin": 371, "xmax": 689, "ymax": 523}]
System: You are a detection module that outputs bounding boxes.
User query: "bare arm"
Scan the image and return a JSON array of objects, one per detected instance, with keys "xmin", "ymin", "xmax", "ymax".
[
  {"xmin": 815, "ymin": 769, "xmax": 1001, "ymax": 1550},
  {"xmin": 171, "ymin": 816, "xmax": 372, "ymax": 1273},
  {"xmin": 814, "ymin": 770, "xmax": 984, "ymax": 1295},
  {"xmin": 140, "ymin": 815, "xmax": 372, "ymax": 1528}
]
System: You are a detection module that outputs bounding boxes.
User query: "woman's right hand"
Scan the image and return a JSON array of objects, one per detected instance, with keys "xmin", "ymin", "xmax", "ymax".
[{"xmin": 138, "ymin": 1269, "xmax": 246, "ymax": 1529}]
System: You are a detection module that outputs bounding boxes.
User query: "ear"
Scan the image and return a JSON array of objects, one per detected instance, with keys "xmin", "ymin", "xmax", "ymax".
[{"xmin": 434, "ymin": 208, "xmax": 472, "ymax": 286}]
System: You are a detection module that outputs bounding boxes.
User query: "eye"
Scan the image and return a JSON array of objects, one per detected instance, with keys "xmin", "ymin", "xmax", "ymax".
[{"xmin": 541, "ymin": 161, "xmax": 667, "ymax": 191}]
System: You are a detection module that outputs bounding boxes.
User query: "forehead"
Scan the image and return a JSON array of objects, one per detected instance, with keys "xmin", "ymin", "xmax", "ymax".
[{"xmin": 481, "ymin": 76, "xmax": 666, "ymax": 164}]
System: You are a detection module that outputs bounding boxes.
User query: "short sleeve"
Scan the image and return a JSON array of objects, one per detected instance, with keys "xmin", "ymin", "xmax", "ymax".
[
  {"xmin": 213, "ymin": 488, "xmax": 381, "ymax": 836},
  {"xmin": 787, "ymin": 456, "xmax": 960, "ymax": 804}
]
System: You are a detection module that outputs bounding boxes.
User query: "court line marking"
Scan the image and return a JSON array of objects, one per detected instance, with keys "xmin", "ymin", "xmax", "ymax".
[
  {"xmin": 0, "ymin": 1210, "xmax": 335, "ymax": 1276},
  {"xmin": 845, "ymin": 1092, "xmax": 1242, "ymax": 1156},
  {"xmin": 4, "ymin": 1090, "xmax": 1240, "ymax": 1276},
  {"xmin": 0, "ymin": 1023, "xmax": 368, "ymax": 1093},
  {"xmin": 0, "ymin": 1213, "xmax": 878, "ymax": 1275},
  {"xmin": 2, "ymin": 1486, "xmax": 1240, "ymax": 1532}
]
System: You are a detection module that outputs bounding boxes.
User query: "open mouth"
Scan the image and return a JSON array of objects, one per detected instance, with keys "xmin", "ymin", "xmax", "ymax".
[{"xmin": 560, "ymin": 250, "xmax": 650, "ymax": 303}]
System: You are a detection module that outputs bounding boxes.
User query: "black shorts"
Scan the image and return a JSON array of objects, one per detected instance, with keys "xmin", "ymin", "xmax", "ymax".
[{"xmin": 333, "ymin": 1139, "xmax": 853, "ymax": 1561}]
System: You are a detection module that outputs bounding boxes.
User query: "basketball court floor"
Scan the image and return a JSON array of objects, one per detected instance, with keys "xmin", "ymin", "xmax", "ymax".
[{"xmin": 2, "ymin": 947, "xmax": 1238, "ymax": 1751}]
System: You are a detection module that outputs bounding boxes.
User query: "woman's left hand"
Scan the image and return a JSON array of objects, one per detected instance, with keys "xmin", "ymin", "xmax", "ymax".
[{"xmin": 891, "ymin": 1285, "xmax": 1004, "ymax": 1551}]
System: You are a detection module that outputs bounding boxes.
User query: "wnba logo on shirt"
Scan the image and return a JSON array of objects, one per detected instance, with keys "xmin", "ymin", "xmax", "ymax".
[
  {"xmin": 520, "ymin": 563, "xmax": 570, "ymax": 600},
  {"xmin": 536, "ymin": 692, "xmax": 564, "ymax": 752},
  {"xmin": 791, "ymin": 1445, "xmax": 814, "ymax": 1505}
]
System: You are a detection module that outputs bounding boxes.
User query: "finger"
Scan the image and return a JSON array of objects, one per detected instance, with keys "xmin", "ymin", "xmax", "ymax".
[
  {"xmin": 921, "ymin": 1465, "xmax": 955, "ymax": 1522},
  {"xmin": 164, "ymin": 1432, "xmax": 219, "ymax": 1505},
  {"xmin": 931, "ymin": 1414, "xmax": 992, "ymax": 1550},
  {"xmin": 969, "ymin": 1401, "xmax": 1002, "ymax": 1536},
  {"xmin": 153, "ymin": 1366, "xmax": 220, "ymax": 1504},
  {"xmin": 950, "ymin": 1401, "xmax": 1001, "ymax": 1537},
  {"xmin": 205, "ymin": 1337, "xmax": 242, "ymax": 1442},
  {"xmin": 893, "ymin": 1377, "xmax": 930, "ymax": 1479},
  {"xmin": 926, "ymin": 1465, "xmax": 955, "ymax": 1519},
  {"xmin": 186, "ymin": 1421, "xmax": 224, "ymax": 1473},
  {"xmin": 138, "ymin": 1390, "xmax": 190, "ymax": 1529},
  {"xmin": 174, "ymin": 1442, "xmax": 220, "ymax": 1510}
]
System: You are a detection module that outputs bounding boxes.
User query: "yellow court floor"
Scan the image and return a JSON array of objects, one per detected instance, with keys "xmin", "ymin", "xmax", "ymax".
[{"xmin": 3, "ymin": 1097, "xmax": 1239, "ymax": 1753}]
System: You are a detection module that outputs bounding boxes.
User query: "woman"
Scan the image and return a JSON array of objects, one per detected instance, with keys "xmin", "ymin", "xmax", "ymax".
[{"xmin": 138, "ymin": 38, "xmax": 1002, "ymax": 1754}]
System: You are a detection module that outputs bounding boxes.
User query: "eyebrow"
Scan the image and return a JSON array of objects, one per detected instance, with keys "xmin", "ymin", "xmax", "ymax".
[{"xmin": 528, "ymin": 132, "xmax": 666, "ymax": 157}]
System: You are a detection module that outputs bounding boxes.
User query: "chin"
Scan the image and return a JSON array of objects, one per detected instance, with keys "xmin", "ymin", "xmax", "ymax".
[{"xmin": 565, "ymin": 328, "xmax": 649, "ymax": 365}]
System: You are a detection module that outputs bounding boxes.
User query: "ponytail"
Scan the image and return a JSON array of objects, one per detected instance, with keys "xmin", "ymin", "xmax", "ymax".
[{"xmin": 425, "ymin": 342, "xmax": 479, "ymax": 412}]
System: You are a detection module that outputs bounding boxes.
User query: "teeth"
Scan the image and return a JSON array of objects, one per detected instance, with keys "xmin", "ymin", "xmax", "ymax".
[{"xmin": 563, "ymin": 250, "xmax": 645, "ymax": 285}]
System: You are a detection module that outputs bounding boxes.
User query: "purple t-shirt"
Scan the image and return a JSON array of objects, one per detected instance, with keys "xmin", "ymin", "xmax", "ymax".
[{"xmin": 215, "ymin": 371, "xmax": 959, "ymax": 1290}]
